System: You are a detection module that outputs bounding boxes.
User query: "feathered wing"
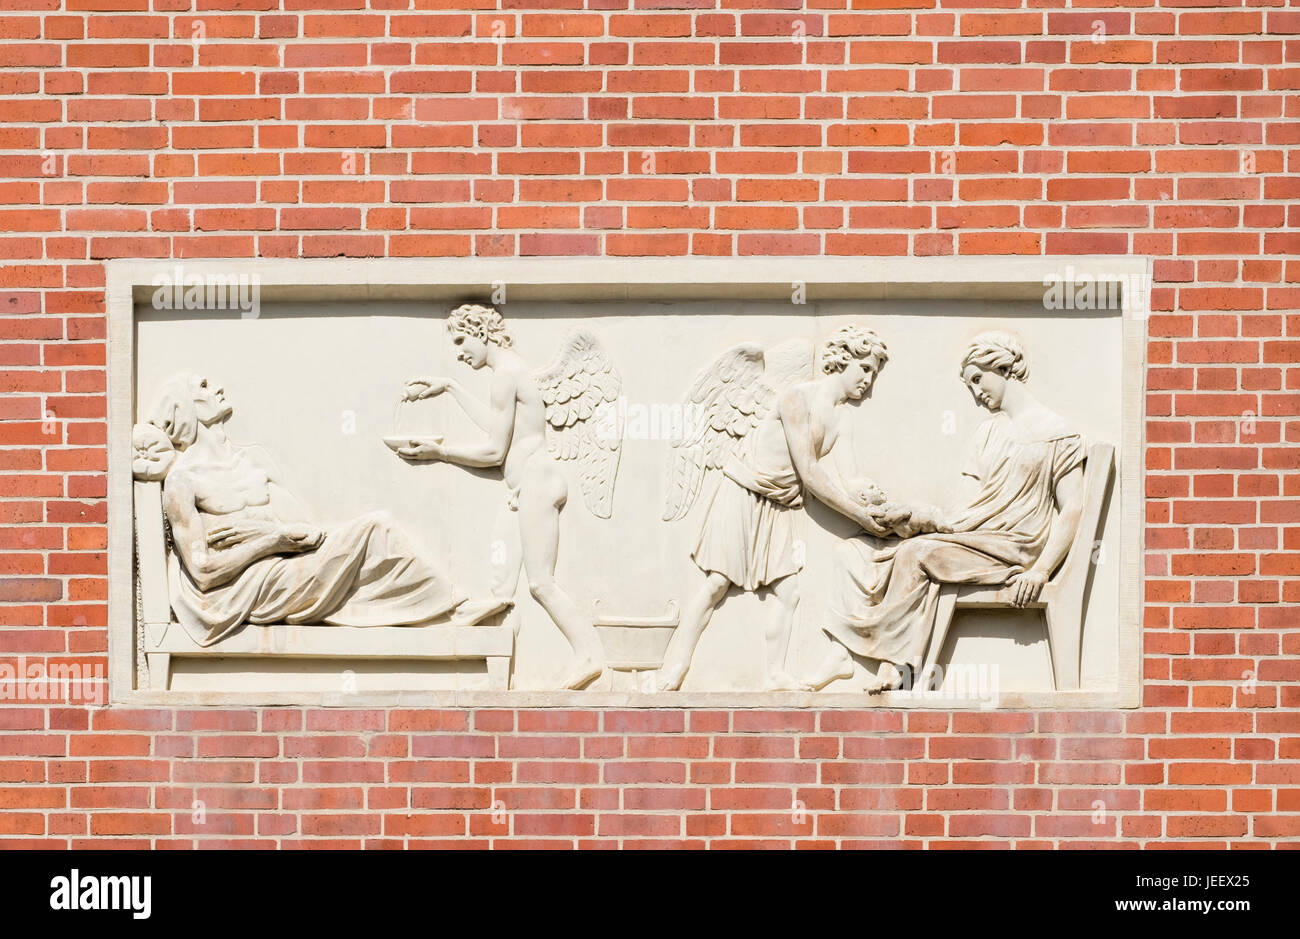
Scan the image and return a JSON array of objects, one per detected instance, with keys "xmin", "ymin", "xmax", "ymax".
[
  {"xmin": 762, "ymin": 337, "xmax": 815, "ymax": 394},
  {"xmin": 534, "ymin": 330, "xmax": 623, "ymax": 519},
  {"xmin": 661, "ymin": 342, "xmax": 775, "ymax": 522}
]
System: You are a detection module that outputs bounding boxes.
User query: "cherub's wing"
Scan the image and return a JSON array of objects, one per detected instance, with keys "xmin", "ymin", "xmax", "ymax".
[
  {"xmin": 662, "ymin": 342, "xmax": 773, "ymax": 522},
  {"xmin": 763, "ymin": 337, "xmax": 815, "ymax": 393},
  {"xmin": 534, "ymin": 330, "xmax": 623, "ymax": 519}
]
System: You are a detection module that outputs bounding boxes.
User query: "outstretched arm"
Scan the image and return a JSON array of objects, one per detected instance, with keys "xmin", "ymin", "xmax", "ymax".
[
  {"xmin": 829, "ymin": 416, "xmax": 857, "ymax": 489},
  {"xmin": 404, "ymin": 376, "xmax": 494, "ymax": 431},
  {"xmin": 1007, "ymin": 462, "xmax": 1085, "ymax": 607},
  {"xmin": 401, "ymin": 370, "xmax": 516, "ymax": 468},
  {"xmin": 445, "ymin": 381, "xmax": 496, "ymax": 432},
  {"xmin": 778, "ymin": 392, "xmax": 891, "ymax": 536}
]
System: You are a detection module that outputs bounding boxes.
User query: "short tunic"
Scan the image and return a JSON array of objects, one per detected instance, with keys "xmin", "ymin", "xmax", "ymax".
[{"xmin": 691, "ymin": 424, "xmax": 805, "ymax": 591}]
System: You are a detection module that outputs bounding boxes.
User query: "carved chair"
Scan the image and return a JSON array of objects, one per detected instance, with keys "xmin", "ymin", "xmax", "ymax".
[
  {"xmin": 133, "ymin": 481, "xmax": 514, "ymax": 692},
  {"xmin": 919, "ymin": 442, "xmax": 1115, "ymax": 692}
]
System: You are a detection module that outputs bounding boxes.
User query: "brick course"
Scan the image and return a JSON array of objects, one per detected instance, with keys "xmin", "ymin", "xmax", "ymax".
[{"xmin": 0, "ymin": 0, "xmax": 1297, "ymax": 847}]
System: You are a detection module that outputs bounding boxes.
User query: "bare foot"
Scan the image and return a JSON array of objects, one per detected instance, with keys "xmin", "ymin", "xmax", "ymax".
[
  {"xmin": 563, "ymin": 657, "xmax": 603, "ymax": 691},
  {"xmin": 655, "ymin": 663, "xmax": 687, "ymax": 692},
  {"xmin": 865, "ymin": 661, "xmax": 904, "ymax": 694},
  {"xmin": 765, "ymin": 670, "xmax": 813, "ymax": 692},
  {"xmin": 807, "ymin": 645, "xmax": 854, "ymax": 691},
  {"xmin": 450, "ymin": 597, "xmax": 513, "ymax": 626}
]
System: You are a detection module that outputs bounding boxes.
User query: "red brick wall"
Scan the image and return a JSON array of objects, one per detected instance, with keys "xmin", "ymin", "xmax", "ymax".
[{"xmin": 1, "ymin": 0, "xmax": 1298, "ymax": 848}]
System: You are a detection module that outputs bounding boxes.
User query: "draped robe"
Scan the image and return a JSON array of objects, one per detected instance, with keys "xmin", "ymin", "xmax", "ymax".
[{"xmin": 823, "ymin": 411, "xmax": 1084, "ymax": 669}]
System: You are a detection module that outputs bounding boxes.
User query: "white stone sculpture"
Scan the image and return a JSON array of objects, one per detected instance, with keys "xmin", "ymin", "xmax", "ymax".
[
  {"xmin": 131, "ymin": 423, "xmax": 175, "ymax": 482},
  {"xmin": 397, "ymin": 303, "xmax": 623, "ymax": 690},
  {"xmin": 655, "ymin": 326, "xmax": 940, "ymax": 692},
  {"xmin": 809, "ymin": 330, "xmax": 1090, "ymax": 692},
  {"xmin": 132, "ymin": 372, "xmax": 506, "ymax": 647},
  {"xmin": 845, "ymin": 476, "xmax": 939, "ymax": 539},
  {"xmin": 112, "ymin": 258, "xmax": 1136, "ymax": 704}
]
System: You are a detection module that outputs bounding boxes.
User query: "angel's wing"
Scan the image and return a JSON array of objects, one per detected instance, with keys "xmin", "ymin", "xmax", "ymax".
[
  {"xmin": 661, "ymin": 343, "xmax": 771, "ymax": 521},
  {"xmin": 763, "ymin": 337, "xmax": 815, "ymax": 393},
  {"xmin": 534, "ymin": 330, "xmax": 623, "ymax": 519},
  {"xmin": 662, "ymin": 339, "xmax": 816, "ymax": 522}
]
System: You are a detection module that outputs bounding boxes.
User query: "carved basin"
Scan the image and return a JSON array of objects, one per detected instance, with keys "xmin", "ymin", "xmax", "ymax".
[{"xmin": 591, "ymin": 600, "xmax": 679, "ymax": 671}]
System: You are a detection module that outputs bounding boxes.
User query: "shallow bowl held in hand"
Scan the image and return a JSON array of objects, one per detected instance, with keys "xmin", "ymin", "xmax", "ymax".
[{"xmin": 382, "ymin": 434, "xmax": 443, "ymax": 452}]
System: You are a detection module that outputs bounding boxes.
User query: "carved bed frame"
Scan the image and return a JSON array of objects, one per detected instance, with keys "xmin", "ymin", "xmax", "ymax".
[{"xmin": 133, "ymin": 481, "xmax": 515, "ymax": 692}]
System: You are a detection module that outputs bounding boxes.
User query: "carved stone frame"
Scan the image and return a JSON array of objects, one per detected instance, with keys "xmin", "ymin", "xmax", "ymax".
[{"xmin": 106, "ymin": 257, "xmax": 1148, "ymax": 708}]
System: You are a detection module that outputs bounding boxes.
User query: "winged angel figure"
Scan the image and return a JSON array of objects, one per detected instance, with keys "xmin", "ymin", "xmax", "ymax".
[
  {"xmin": 399, "ymin": 303, "xmax": 622, "ymax": 689},
  {"xmin": 656, "ymin": 326, "xmax": 899, "ymax": 692}
]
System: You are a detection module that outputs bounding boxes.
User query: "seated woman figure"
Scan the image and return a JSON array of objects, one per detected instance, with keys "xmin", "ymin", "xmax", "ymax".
[
  {"xmin": 809, "ymin": 331, "xmax": 1087, "ymax": 692},
  {"xmin": 136, "ymin": 372, "xmax": 504, "ymax": 646}
]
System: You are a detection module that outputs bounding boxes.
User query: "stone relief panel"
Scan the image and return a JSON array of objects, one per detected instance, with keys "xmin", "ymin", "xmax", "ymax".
[{"xmin": 126, "ymin": 290, "xmax": 1132, "ymax": 704}]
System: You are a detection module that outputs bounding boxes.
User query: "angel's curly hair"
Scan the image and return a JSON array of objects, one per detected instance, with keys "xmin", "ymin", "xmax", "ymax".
[
  {"xmin": 446, "ymin": 302, "xmax": 513, "ymax": 348},
  {"xmin": 820, "ymin": 324, "xmax": 888, "ymax": 375},
  {"xmin": 961, "ymin": 331, "xmax": 1028, "ymax": 382}
]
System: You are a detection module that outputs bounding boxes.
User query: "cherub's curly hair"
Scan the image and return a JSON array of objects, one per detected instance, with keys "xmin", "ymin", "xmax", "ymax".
[
  {"xmin": 820, "ymin": 324, "xmax": 888, "ymax": 375},
  {"xmin": 961, "ymin": 331, "xmax": 1029, "ymax": 382},
  {"xmin": 446, "ymin": 302, "xmax": 513, "ymax": 348}
]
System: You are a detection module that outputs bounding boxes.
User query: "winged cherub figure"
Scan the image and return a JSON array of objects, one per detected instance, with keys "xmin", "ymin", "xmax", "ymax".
[
  {"xmin": 398, "ymin": 303, "xmax": 622, "ymax": 690},
  {"xmin": 658, "ymin": 325, "xmax": 935, "ymax": 692}
]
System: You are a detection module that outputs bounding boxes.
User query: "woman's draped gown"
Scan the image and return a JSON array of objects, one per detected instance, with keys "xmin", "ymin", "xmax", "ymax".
[{"xmin": 824, "ymin": 410, "xmax": 1084, "ymax": 671}]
